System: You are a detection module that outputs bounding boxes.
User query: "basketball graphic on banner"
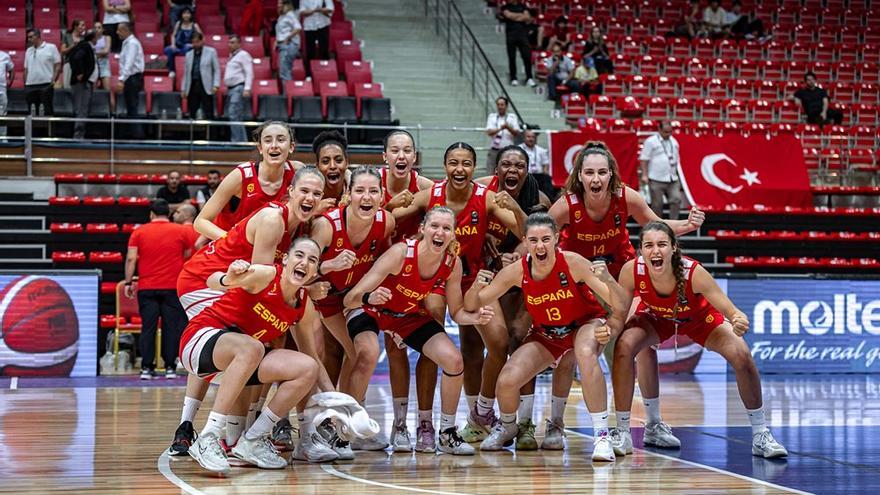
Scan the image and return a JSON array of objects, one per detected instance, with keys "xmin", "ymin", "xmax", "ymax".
[{"xmin": 0, "ymin": 276, "xmax": 79, "ymax": 376}]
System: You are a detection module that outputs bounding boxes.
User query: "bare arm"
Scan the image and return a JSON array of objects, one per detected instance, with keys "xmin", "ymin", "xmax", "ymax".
[
  {"xmin": 293, "ymin": 300, "xmax": 335, "ymax": 391},
  {"xmin": 124, "ymin": 247, "xmax": 137, "ymax": 285},
  {"xmin": 248, "ymin": 211, "xmax": 285, "ymax": 265},
  {"xmin": 193, "ymin": 168, "xmax": 243, "ymax": 239},
  {"xmin": 206, "ymin": 261, "xmax": 276, "ymax": 293},
  {"xmin": 548, "ymin": 194, "xmax": 570, "ymax": 229},
  {"xmin": 444, "ymin": 261, "xmax": 492, "ymax": 325},
  {"xmin": 464, "ymin": 263, "xmax": 521, "ymax": 312},
  {"xmin": 625, "ymin": 185, "xmax": 703, "ymax": 234},
  {"xmin": 343, "ymin": 243, "xmax": 406, "ymax": 309},
  {"xmin": 391, "ymin": 187, "xmax": 428, "ymax": 223},
  {"xmin": 487, "ymin": 190, "xmax": 526, "ymax": 238}
]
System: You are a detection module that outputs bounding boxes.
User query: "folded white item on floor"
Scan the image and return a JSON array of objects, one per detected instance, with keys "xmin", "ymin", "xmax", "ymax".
[{"xmin": 304, "ymin": 391, "xmax": 380, "ymax": 441}]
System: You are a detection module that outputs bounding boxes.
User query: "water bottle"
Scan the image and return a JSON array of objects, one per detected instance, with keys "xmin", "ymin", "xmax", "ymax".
[
  {"xmin": 195, "ymin": 108, "xmax": 203, "ymax": 120},
  {"xmin": 176, "ymin": 107, "xmax": 183, "ymax": 120},
  {"xmin": 161, "ymin": 109, "xmax": 167, "ymax": 120},
  {"xmin": 38, "ymin": 103, "xmax": 45, "ymax": 116}
]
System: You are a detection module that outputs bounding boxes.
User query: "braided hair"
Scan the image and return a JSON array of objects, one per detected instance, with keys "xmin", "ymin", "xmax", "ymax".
[
  {"xmin": 563, "ymin": 141, "xmax": 623, "ymax": 197},
  {"xmin": 639, "ymin": 221, "xmax": 686, "ymax": 319}
]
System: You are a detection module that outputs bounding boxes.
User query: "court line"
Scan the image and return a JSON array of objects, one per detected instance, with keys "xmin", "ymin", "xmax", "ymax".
[
  {"xmin": 9, "ymin": 377, "xmax": 17, "ymax": 389},
  {"xmin": 157, "ymin": 452, "xmax": 207, "ymax": 495},
  {"xmin": 320, "ymin": 464, "xmax": 473, "ymax": 495},
  {"xmin": 565, "ymin": 429, "xmax": 813, "ymax": 495}
]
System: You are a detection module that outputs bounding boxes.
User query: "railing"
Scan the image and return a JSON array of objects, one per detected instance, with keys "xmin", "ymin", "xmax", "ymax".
[{"xmin": 424, "ymin": 0, "xmax": 525, "ymax": 127}]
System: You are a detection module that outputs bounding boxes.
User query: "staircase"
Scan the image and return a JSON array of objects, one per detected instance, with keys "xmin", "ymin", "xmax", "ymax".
[{"xmin": 0, "ymin": 195, "xmax": 53, "ymax": 269}]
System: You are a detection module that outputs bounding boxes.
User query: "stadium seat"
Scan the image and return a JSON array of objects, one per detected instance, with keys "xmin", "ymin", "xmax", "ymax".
[
  {"xmin": 52, "ymin": 251, "xmax": 87, "ymax": 263},
  {"xmin": 589, "ymin": 95, "xmax": 615, "ymax": 119},
  {"xmin": 121, "ymin": 223, "xmax": 143, "ymax": 233},
  {"xmin": 291, "ymin": 96, "xmax": 324, "ymax": 124},
  {"xmin": 654, "ymin": 76, "xmax": 677, "ymax": 98},
  {"xmin": 140, "ymin": 32, "xmax": 164, "ymax": 56},
  {"xmin": 629, "ymin": 75, "xmax": 651, "ymax": 98},
  {"xmin": 86, "ymin": 173, "xmax": 117, "ymax": 183},
  {"xmin": 319, "ymin": 81, "xmax": 349, "ymax": 117},
  {"xmin": 311, "ymin": 60, "xmax": 339, "ymax": 86},
  {"xmin": 664, "ymin": 57, "xmax": 686, "ymax": 77},
  {"xmin": 86, "ymin": 223, "xmax": 120, "ymax": 234},
  {"xmin": 52, "ymin": 89, "xmax": 75, "ymax": 117},
  {"xmin": 728, "ymin": 79, "xmax": 752, "ymax": 99},
  {"xmin": 644, "ymin": 96, "xmax": 669, "ymax": 119},
  {"xmin": 353, "ymin": 83, "xmax": 382, "ymax": 117},
  {"xmin": 149, "ymin": 92, "xmax": 183, "ymax": 117},
  {"xmin": 284, "ymin": 80, "xmax": 315, "ymax": 97},
  {"xmin": 344, "ymin": 61, "xmax": 373, "ymax": 93},
  {"xmin": 703, "ymin": 78, "xmax": 727, "ymax": 99},
  {"xmin": 115, "ymin": 93, "xmax": 147, "ymax": 118},
  {"xmin": 48, "ymin": 196, "xmax": 81, "ymax": 205},
  {"xmin": 750, "ymin": 99, "xmax": 775, "ymax": 123},
  {"xmin": 335, "ymin": 39, "xmax": 362, "ymax": 65},
  {"xmin": 90, "ymin": 251, "xmax": 123, "ymax": 263},
  {"xmin": 698, "ymin": 98, "xmax": 722, "ymax": 121},
  {"xmin": 725, "ymin": 99, "xmax": 748, "ymax": 122},
  {"xmin": 256, "ymin": 94, "xmax": 290, "ymax": 121},
  {"xmin": 776, "ymin": 101, "xmax": 802, "ymax": 124},
  {"xmin": 327, "ymin": 96, "xmax": 358, "ymax": 125},
  {"xmin": 679, "ymin": 76, "xmax": 703, "ymax": 99},
  {"xmin": 671, "ymin": 97, "xmax": 696, "ymax": 120},
  {"xmin": 83, "ymin": 196, "xmax": 116, "ymax": 206},
  {"xmin": 50, "ymin": 223, "xmax": 83, "ymax": 233}
]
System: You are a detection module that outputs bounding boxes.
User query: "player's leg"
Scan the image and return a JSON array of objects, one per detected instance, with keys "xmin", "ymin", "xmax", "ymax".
[
  {"xmin": 502, "ymin": 291, "xmax": 538, "ymax": 450},
  {"xmin": 573, "ymin": 320, "xmax": 615, "ymax": 462},
  {"xmin": 167, "ymin": 374, "xmax": 210, "ymax": 456},
  {"xmin": 635, "ymin": 345, "xmax": 681, "ymax": 449},
  {"xmin": 461, "ymin": 300, "xmax": 509, "ymax": 442},
  {"xmin": 541, "ymin": 353, "xmax": 576, "ymax": 450},
  {"xmin": 321, "ymin": 311, "xmax": 356, "ymax": 393},
  {"xmin": 414, "ymin": 293, "xmax": 443, "ymax": 452},
  {"xmin": 610, "ymin": 318, "xmax": 660, "ymax": 456}
]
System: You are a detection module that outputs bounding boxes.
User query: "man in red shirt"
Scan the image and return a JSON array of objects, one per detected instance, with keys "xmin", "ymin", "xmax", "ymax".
[{"xmin": 125, "ymin": 199, "xmax": 191, "ymax": 380}]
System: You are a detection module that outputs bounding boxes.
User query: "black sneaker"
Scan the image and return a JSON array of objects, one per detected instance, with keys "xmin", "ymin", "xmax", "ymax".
[
  {"xmin": 272, "ymin": 417, "xmax": 297, "ymax": 452},
  {"xmin": 168, "ymin": 420, "xmax": 196, "ymax": 456},
  {"xmin": 140, "ymin": 369, "xmax": 155, "ymax": 380}
]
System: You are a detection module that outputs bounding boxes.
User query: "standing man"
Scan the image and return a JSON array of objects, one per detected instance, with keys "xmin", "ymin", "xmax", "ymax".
[
  {"xmin": 276, "ymin": 0, "xmax": 302, "ymax": 83},
  {"xmin": 298, "ymin": 0, "xmax": 333, "ymax": 77},
  {"xmin": 639, "ymin": 121, "xmax": 682, "ymax": 218},
  {"xmin": 24, "ymin": 29, "xmax": 61, "ymax": 115},
  {"xmin": 0, "ymin": 49, "xmax": 13, "ymax": 136},
  {"xmin": 224, "ymin": 35, "xmax": 253, "ymax": 143},
  {"xmin": 519, "ymin": 129, "xmax": 554, "ymax": 200},
  {"xmin": 485, "ymin": 96, "xmax": 521, "ymax": 172},
  {"xmin": 68, "ymin": 30, "xmax": 97, "ymax": 140},
  {"xmin": 124, "ymin": 199, "xmax": 190, "ymax": 380},
  {"xmin": 499, "ymin": 0, "xmax": 535, "ymax": 87},
  {"xmin": 195, "ymin": 169, "xmax": 222, "ymax": 207},
  {"xmin": 182, "ymin": 32, "xmax": 220, "ymax": 119},
  {"xmin": 155, "ymin": 170, "xmax": 190, "ymax": 211},
  {"xmin": 116, "ymin": 23, "xmax": 144, "ymax": 139}
]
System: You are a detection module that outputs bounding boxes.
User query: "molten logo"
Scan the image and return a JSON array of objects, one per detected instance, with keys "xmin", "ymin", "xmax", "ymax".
[{"xmin": 753, "ymin": 294, "xmax": 880, "ymax": 335}]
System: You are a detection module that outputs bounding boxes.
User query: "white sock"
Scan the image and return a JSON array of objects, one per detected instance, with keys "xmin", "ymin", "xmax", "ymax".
[
  {"xmin": 518, "ymin": 394, "xmax": 535, "ymax": 422},
  {"xmin": 476, "ymin": 394, "xmax": 495, "ymax": 416},
  {"xmin": 746, "ymin": 407, "xmax": 767, "ymax": 436},
  {"xmin": 550, "ymin": 395, "xmax": 568, "ymax": 421},
  {"xmin": 590, "ymin": 410, "xmax": 609, "ymax": 437},
  {"xmin": 465, "ymin": 394, "xmax": 478, "ymax": 411},
  {"xmin": 418, "ymin": 409, "xmax": 432, "ymax": 424},
  {"xmin": 393, "ymin": 397, "xmax": 408, "ymax": 425},
  {"xmin": 643, "ymin": 397, "xmax": 662, "ymax": 425},
  {"xmin": 202, "ymin": 411, "xmax": 226, "ymax": 437},
  {"xmin": 499, "ymin": 412, "xmax": 516, "ymax": 424},
  {"xmin": 226, "ymin": 415, "xmax": 246, "ymax": 446},
  {"xmin": 245, "ymin": 406, "xmax": 281, "ymax": 440},
  {"xmin": 180, "ymin": 396, "xmax": 202, "ymax": 424},
  {"xmin": 298, "ymin": 412, "xmax": 316, "ymax": 434},
  {"xmin": 440, "ymin": 413, "xmax": 456, "ymax": 431},
  {"xmin": 617, "ymin": 411, "xmax": 631, "ymax": 432}
]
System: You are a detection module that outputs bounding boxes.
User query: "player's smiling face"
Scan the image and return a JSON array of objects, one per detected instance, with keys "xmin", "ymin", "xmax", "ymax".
[
  {"xmin": 640, "ymin": 229, "xmax": 674, "ymax": 274},
  {"xmin": 580, "ymin": 154, "xmax": 611, "ymax": 200},
  {"xmin": 383, "ymin": 133, "xmax": 416, "ymax": 180},
  {"xmin": 290, "ymin": 174, "xmax": 325, "ymax": 222},
  {"xmin": 525, "ymin": 224, "xmax": 557, "ymax": 264},
  {"xmin": 444, "ymin": 148, "xmax": 475, "ymax": 191},
  {"xmin": 284, "ymin": 241, "xmax": 320, "ymax": 286},
  {"xmin": 258, "ymin": 124, "xmax": 292, "ymax": 167},
  {"xmin": 421, "ymin": 211, "xmax": 455, "ymax": 253},
  {"xmin": 496, "ymin": 150, "xmax": 527, "ymax": 196},
  {"xmin": 318, "ymin": 144, "xmax": 348, "ymax": 188},
  {"xmin": 349, "ymin": 174, "xmax": 382, "ymax": 220}
]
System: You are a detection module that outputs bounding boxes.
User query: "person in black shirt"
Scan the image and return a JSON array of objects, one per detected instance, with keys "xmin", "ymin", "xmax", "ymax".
[
  {"xmin": 793, "ymin": 72, "xmax": 843, "ymax": 125},
  {"xmin": 583, "ymin": 26, "xmax": 614, "ymax": 75},
  {"xmin": 69, "ymin": 31, "xmax": 97, "ymax": 140},
  {"xmin": 499, "ymin": 0, "xmax": 536, "ymax": 87},
  {"xmin": 155, "ymin": 170, "xmax": 190, "ymax": 211}
]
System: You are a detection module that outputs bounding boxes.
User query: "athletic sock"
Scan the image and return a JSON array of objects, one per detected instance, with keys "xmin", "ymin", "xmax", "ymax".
[
  {"xmin": 180, "ymin": 396, "xmax": 202, "ymax": 424},
  {"xmin": 226, "ymin": 415, "xmax": 246, "ymax": 446},
  {"xmin": 518, "ymin": 394, "xmax": 535, "ymax": 422},
  {"xmin": 418, "ymin": 409, "xmax": 432, "ymax": 424},
  {"xmin": 297, "ymin": 412, "xmax": 315, "ymax": 434},
  {"xmin": 590, "ymin": 410, "xmax": 610, "ymax": 437},
  {"xmin": 202, "ymin": 411, "xmax": 226, "ymax": 437},
  {"xmin": 465, "ymin": 394, "xmax": 478, "ymax": 411},
  {"xmin": 617, "ymin": 411, "xmax": 631, "ymax": 432},
  {"xmin": 476, "ymin": 394, "xmax": 495, "ymax": 416},
  {"xmin": 550, "ymin": 395, "xmax": 568, "ymax": 422},
  {"xmin": 643, "ymin": 397, "xmax": 662, "ymax": 425},
  {"xmin": 440, "ymin": 413, "xmax": 456, "ymax": 432},
  {"xmin": 393, "ymin": 397, "xmax": 408, "ymax": 425},
  {"xmin": 746, "ymin": 406, "xmax": 768, "ymax": 436},
  {"xmin": 245, "ymin": 407, "xmax": 281, "ymax": 440}
]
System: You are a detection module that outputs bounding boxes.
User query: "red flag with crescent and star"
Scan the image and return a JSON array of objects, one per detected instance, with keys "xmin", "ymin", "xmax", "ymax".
[{"xmin": 675, "ymin": 133, "xmax": 811, "ymax": 209}]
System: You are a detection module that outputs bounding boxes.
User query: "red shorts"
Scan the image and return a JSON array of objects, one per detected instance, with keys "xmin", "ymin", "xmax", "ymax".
[
  {"xmin": 365, "ymin": 307, "xmax": 435, "ymax": 342},
  {"xmin": 629, "ymin": 306, "xmax": 725, "ymax": 347},
  {"xmin": 524, "ymin": 326, "xmax": 576, "ymax": 367},
  {"xmin": 313, "ymin": 293, "xmax": 344, "ymax": 319}
]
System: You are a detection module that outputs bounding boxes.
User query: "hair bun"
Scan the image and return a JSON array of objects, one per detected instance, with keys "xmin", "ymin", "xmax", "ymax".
[{"xmin": 583, "ymin": 141, "xmax": 609, "ymax": 151}]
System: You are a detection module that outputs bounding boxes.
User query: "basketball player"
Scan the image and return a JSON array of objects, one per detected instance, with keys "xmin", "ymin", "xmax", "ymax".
[
  {"xmin": 343, "ymin": 206, "xmax": 495, "ymax": 455},
  {"xmin": 548, "ymin": 142, "xmax": 705, "ymax": 450},
  {"xmin": 608, "ymin": 222, "xmax": 788, "ymax": 459},
  {"xmin": 181, "ymin": 239, "xmax": 324, "ymax": 473},
  {"xmin": 391, "ymin": 142, "xmax": 527, "ymax": 444}
]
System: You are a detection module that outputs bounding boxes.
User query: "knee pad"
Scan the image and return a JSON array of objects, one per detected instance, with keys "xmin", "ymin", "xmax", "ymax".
[{"xmin": 304, "ymin": 391, "xmax": 380, "ymax": 442}]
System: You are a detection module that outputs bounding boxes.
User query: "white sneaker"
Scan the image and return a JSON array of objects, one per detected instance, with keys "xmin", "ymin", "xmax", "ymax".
[
  {"xmin": 643, "ymin": 422, "xmax": 681, "ymax": 448},
  {"xmin": 291, "ymin": 432, "xmax": 339, "ymax": 463},
  {"xmin": 479, "ymin": 422, "xmax": 517, "ymax": 451},
  {"xmin": 438, "ymin": 427, "xmax": 475, "ymax": 455},
  {"xmin": 350, "ymin": 432, "xmax": 389, "ymax": 451},
  {"xmin": 610, "ymin": 428, "xmax": 633, "ymax": 456},
  {"xmin": 752, "ymin": 430, "xmax": 788, "ymax": 458},
  {"xmin": 231, "ymin": 434, "xmax": 287, "ymax": 469},
  {"xmin": 541, "ymin": 418, "xmax": 565, "ymax": 450},
  {"xmin": 591, "ymin": 432, "xmax": 616, "ymax": 462},
  {"xmin": 188, "ymin": 431, "xmax": 231, "ymax": 473},
  {"xmin": 526, "ymin": 78, "xmax": 537, "ymax": 87},
  {"xmin": 390, "ymin": 422, "xmax": 414, "ymax": 453},
  {"xmin": 316, "ymin": 418, "xmax": 355, "ymax": 460},
  {"xmin": 510, "ymin": 79, "xmax": 519, "ymax": 86}
]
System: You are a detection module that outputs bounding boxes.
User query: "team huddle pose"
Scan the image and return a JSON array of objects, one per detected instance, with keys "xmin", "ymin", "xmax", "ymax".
[{"xmin": 167, "ymin": 121, "xmax": 788, "ymax": 474}]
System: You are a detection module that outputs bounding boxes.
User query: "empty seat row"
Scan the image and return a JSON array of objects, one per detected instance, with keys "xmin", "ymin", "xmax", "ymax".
[
  {"xmin": 50, "ymin": 223, "xmax": 142, "ymax": 234},
  {"xmin": 55, "ymin": 173, "xmax": 210, "ymax": 185},
  {"xmin": 52, "ymin": 251, "xmax": 124, "ymax": 263},
  {"xmin": 725, "ymin": 256, "xmax": 880, "ymax": 268},
  {"xmin": 710, "ymin": 229, "xmax": 880, "ymax": 241}
]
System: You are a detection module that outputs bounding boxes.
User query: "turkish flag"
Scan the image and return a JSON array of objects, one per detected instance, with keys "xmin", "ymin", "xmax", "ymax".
[
  {"xmin": 676, "ymin": 133, "xmax": 811, "ymax": 209},
  {"xmin": 548, "ymin": 131, "xmax": 640, "ymax": 188}
]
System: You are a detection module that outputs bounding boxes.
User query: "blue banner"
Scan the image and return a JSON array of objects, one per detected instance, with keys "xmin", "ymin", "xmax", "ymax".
[{"xmin": 728, "ymin": 279, "xmax": 880, "ymax": 373}]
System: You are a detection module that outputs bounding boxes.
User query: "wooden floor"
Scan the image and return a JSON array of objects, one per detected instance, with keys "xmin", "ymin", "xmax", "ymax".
[{"xmin": 1, "ymin": 374, "xmax": 875, "ymax": 495}]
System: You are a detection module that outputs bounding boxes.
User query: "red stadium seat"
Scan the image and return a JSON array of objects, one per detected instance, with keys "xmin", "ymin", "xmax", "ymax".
[
  {"xmin": 140, "ymin": 32, "xmax": 165, "ymax": 56},
  {"xmin": 577, "ymin": 117, "xmax": 604, "ymax": 132},
  {"xmin": 637, "ymin": 55, "xmax": 661, "ymax": 76},
  {"xmin": 100, "ymin": 314, "xmax": 118, "ymax": 329},
  {"xmin": 50, "ymin": 223, "xmax": 83, "ymax": 233},
  {"xmin": 344, "ymin": 61, "xmax": 372, "ymax": 93},
  {"xmin": 117, "ymin": 197, "xmax": 151, "ymax": 207},
  {"xmin": 776, "ymin": 101, "xmax": 802, "ymax": 124},
  {"xmin": 679, "ymin": 76, "xmax": 703, "ymax": 99},
  {"xmin": 589, "ymin": 95, "xmax": 615, "ymax": 119},
  {"xmin": 852, "ymin": 104, "xmax": 878, "ymax": 126},
  {"xmin": 335, "ymin": 39, "xmax": 362, "ymax": 66},
  {"xmin": 86, "ymin": 223, "xmax": 120, "ymax": 234},
  {"xmin": 606, "ymin": 118, "xmax": 632, "ymax": 132},
  {"xmin": 836, "ymin": 62, "xmax": 857, "ymax": 83},
  {"xmin": 54, "ymin": 173, "xmax": 85, "ymax": 183},
  {"xmin": 766, "ymin": 41, "xmax": 788, "ymax": 61},
  {"xmin": 755, "ymin": 80, "xmax": 780, "ymax": 100},
  {"xmin": 725, "ymin": 99, "xmax": 748, "ymax": 122},
  {"xmin": 616, "ymin": 96, "xmax": 644, "ymax": 118},
  {"xmin": 122, "ymin": 224, "xmax": 142, "ymax": 233},
  {"xmin": 83, "ymin": 196, "xmax": 116, "ymax": 206},
  {"xmin": 118, "ymin": 174, "xmax": 151, "ymax": 184},
  {"xmin": 252, "ymin": 58, "xmax": 271, "ymax": 80},
  {"xmin": 90, "ymin": 251, "xmax": 124, "ymax": 263},
  {"xmin": 285, "ymin": 79, "xmax": 314, "ymax": 96},
  {"xmin": 49, "ymin": 196, "xmax": 81, "ymax": 206},
  {"xmin": 353, "ymin": 82, "xmax": 382, "ymax": 117},
  {"xmin": 633, "ymin": 118, "xmax": 658, "ymax": 132},
  {"xmin": 728, "ymin": 79, "xmax": 752, "ymax": 99},
  {"xmin": 698, "ymin": 98, "xmax": 722, "ymax": 121},
  {"xmin": 717, "ymin": 39, "xmax": 739, "ymax": 59},
  {"xmin": 713, "ymin": 58, "xmax": 734, "ymax": 79},
  {"xmin": 692, "ymin": 39, "xmax": 715, "ymax": 59},
  {"xmin": 629, "ymin": 75, "xmax": 651, "ymax": 98},
  {"xmin": 762, "ymin": 60, "xmax": 785, "ymax": 81},
  {"xmin": 671, "ymin": 97, "xmax": 696, "ymax": 120},
  {"xmin": 209, "ymin": 35, "xmax": 231, "ymax": 58},
  {"xmin": 601, "ymin": 74, "xmax": 625, "ymax": 97},
  {"xmin": 644, "ymin": 96, "xmax": 669, "ymax": 119},
  {"xmin": 52, "ymin": 251, "xmax": 87, "ymax": 263},
  {"xmin": 750, "ymin": 99, "xmax": 775, "ymax": 123},
  {"xmin": 562, "ymin": 93, "xmax": 587, "ymax": 124},
  {"xmin": 240, "ymin": 36, "xmax": 263, "ymax": 57},
  {"xmin": 311, "ymin": 59, "xmax": 339, "ymax": 86},
  {"xmin": 319, "ymin": 81, "xmax": 349, "ymax": 117},
  {"xmin": 703, "ymin": 78, "xmax": 727, "ymax": 99},
  {"xmin": 654, "ymin": 76, "xmax": 677, "ymax": 98},
  {"xmin": 736, "ymin": 59, "xmax": 759, "ymax": 79},
  {"xmin": 664, "ymin": 57, "xmax": 686, "ymax": 77}
]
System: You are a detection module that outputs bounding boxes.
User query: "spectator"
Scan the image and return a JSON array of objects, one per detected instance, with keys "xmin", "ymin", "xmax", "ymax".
[
  {"xmin": 793, "ymin": 71, "xmax": 843, "ymax": 125},
  {"xmin": 168, "ymin": 0, "xmax": 196, "ymax": 32},
  {"xmin": 124, "ymin": 199, "xmax": 189, "ymax": 380},
  {"xmin": 165, "ymin": 7, "xmax": 202, "ymax": 76},
  {"xmin": 61, "ymin": 19, "xmax": 87, "ymax": 89},
  {"xmin": 299, "ymin": 0, "xmax": 333, "ymax": 77},
  {"xmin": 92, "ymin": 22, "xmax": 113, "ymax": 95},
  {"xmin": 224, "ymin": 35, "xmax": 254, "ymax": 142},
  {"xmin": 583, "ymin": 26, "xmax": 614, "ymax": 75},
  {"xmin": 0, "ymin": 49, "xmax": 13, "ymax": 136},
  {"xmin": 518, "ymin": 129, "xmax": 555, "ymax": 200},
  {"xmin": 485, "ymin": 96, "xmax": 521, "ymax": 172},
  {"xmin": 156, "ymin": 170, "xmax": 190, "ymax": 210},
  {"xmin": 499, "ymin": 0, "xmax": 535, "ymax": 87},
  {"xmin": 69, "ymin": 30, "xmax": 98, "ymax": 140},
  {"xmin": 668, "ymin": 0, "xmax": 701, "ymax": 39},
  {"xmin": 539, "ymin": 15, "xmax": 572, "ymax": 52},
  {"xmin": 703, "ymin": 0, "xmax": 727, "ymax": 38},
  {"xmin": 102, "ymin": 0, "xmax": 132, "ymax": 53},
  {"xmin": 573, "ymin": 55, "xmax": 601, "ymax": 97},
  {"xmin": 116, "ymin": 23, "xmax": 144, "ymax": 139},
  {"xmin": 24, "ymin": 29, "xmax": 61, "ymax": 116},
  {"xmin": 240, "ymin": 0, "xmax": 265, "ymax": 36},
  {"xmin": 181, "ymin": 32, "xmax": 220, "ymax": 119},
  {"xmin": 544, "ymin": 43, "xmax": 577, "ymax": 102},
  {"xmin": 172, "ymin": 203, "xmax": 200, "ymax": 253},
  {"xmin": 727, "ymin": 1, "xmax": 768, "ymax": 41},
  {"xmin": 276, "ymin": 0, "xmax": 302, "ymax": 82},
  {"xmin": 639, "ymin": 121, "xmax": 682, "ymax": 218},
  {"xmin": 195, "ymin": 169, "xmax": 221, "ymax": 207}
]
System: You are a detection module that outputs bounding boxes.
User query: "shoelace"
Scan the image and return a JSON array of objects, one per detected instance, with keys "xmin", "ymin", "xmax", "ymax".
[
  {"xmin": 654, "ymin": 422, "xmax": 674, "ymax": 436},
  {"xmin": 756, "ymin": 430, "xmax": 774, "ymax": 448},
  {"xmin": 208, "ymin": 435, "xmax": 227, "ymax": 458}
]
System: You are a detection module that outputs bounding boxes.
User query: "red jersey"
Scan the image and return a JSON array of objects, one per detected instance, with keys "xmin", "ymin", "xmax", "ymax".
[
  {"xmin": 183, "ymin": 267, "xmax": 308, "ymax": 344},
  {"xmin": 177, "ymin": 202, "xmax": 292, "ymax": 297},
  {"xmin": 485, "ymin": 176, "xmax": 508, "ymax": 241},
  {"xmin": 215, "ymin": 161, "xmax": 295, "ymax": 231},
  {"xmin": 633, "ymin": 255, "xmax": 712, "ymax": 323},
  {"xmin": 561, "ymin": 188, "xmax": 635, "ymax": 277},
  {"xmin": 380, "ymin": 167, "xmax": 422, "ymax": 242},
  {"xmin": 318, "ymin": 207, "xmax": 390, "ymax": 294},
  {"xmin": 426, "ymin": 181, "xmax": 488, "ymax": 280},
  {"xmin": 522, "ymin": 251, "xmax": 605, "ymax": 331},
  {"xmin": 128, "ymin": 219, "xmax": 189, "ymax": 290},
  {"xmin": 365, "ymin": 239, "xmax": 455, "ymax": 318}
]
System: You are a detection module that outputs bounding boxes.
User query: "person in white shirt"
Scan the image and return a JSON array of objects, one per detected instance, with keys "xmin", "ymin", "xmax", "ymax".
[
  {"xmin": 518, "ymin": 129, "xmax": 555, "ymax": 200},
  {"xmin": 24, "ymin": 29, "xmax": 61, "ymax": 116},
  {"xmin": 116, "ymin": 23, "xmax": 144, "ymax": 138},
  {"xmin": 102, "ymin": 0, "xmax": 132, "ymax": 53},
  {"xmin": 0, "ymin": 50, "xmax": 13, "ymax": 136},
  {"xmin": 485, "ymin": 96, "xmax": 521, "ymax": 172},
  {"xmin": 702, "ymin": 0, "xmax": 727, "ymax": 37},
  {"xmin": 276, "ymin": 0, "xmax": 302, "ymax": 82},
  {"xmin": 298, "ymin": 0, "xmax": 333, "ymax": 77},
  {"xmin": 639, "ymin": 121, "xmax": 682, "ymax": 218},
  {"xmin": 224, "ymin": 35, "xmax": 254, "ymax": 142},
  {"xmin": 543, "ymin": 42, "xmax": 576, "ymax": 102}
]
